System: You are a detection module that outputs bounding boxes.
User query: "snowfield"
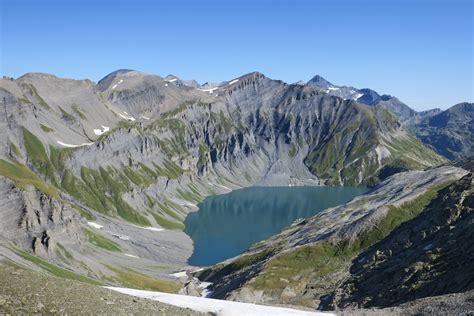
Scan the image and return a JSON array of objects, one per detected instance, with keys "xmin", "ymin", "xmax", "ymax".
[
  {"xmin": 198, "ymin": 87, "xmax": 219, "ymax": 94},
  {"xmin": 56, "ymin": 141, "xmax": 94, "ymax": 148},
  {"xmin": 106, "ymin": 287, "xmax": 330, "ymax": 316},
  {"xmin": 87, "ymin": 222, "xmax": 103, "ymax": 229},
  {"xmin": 93, "ymin": 125, "xmax": 110, "ymax": 135}
]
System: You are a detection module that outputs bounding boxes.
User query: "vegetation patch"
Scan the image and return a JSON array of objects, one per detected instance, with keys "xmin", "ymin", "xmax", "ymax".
[
  {"xmin": 106, "ymin": 265, "xmax": 181, "ymax": 293},
  {"xmin": 150, "ymin": 212, "xmax": 184, "ymax": 230},
  {"xmin": 58, "ymin": 106, "xmax": 76, "ymax": 122},
  {"xmin": 15, "ymin": 247, "xmax": 101, "ymax": 285},
  {"xmin": 22, "ymin": 127, "xmax": 57, "ymax": 184},
  {"xmin": 0, "ymin": 159, "xmax": 58, "ymax": 198},
  {"xmin": 22, "ymin": 83, "xmax": 51, "ymax": 110},
  {"xmin": 40, "ymin": 124, "xmax": 55, "ymax": 133},
  {"xmin": 85, "ymin": 229, "xmax": 122, "ymax": 252},
  {"xmin": 71, "ymin": 104, "xmax": 87, "ymax": 120},
  {"xmin": 9, "ymin": 142, "xmax": 22, "ymax": 158}
]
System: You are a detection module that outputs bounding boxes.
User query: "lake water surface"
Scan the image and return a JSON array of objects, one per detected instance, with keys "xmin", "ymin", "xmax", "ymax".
[{"xmin": 184, "ymin": 186, "xmax": 367, "ymax": 266}]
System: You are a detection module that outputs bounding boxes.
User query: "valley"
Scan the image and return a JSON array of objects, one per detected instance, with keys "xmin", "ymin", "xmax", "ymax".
[{"xmin": 0, "ymin": 69, "xmax": 472, "ymax": 314}]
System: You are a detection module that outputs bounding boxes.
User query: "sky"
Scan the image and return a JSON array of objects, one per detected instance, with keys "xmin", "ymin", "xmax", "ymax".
[{"xmin": 0, "ymin": 0, "xmax": 472, "ymax": 110}]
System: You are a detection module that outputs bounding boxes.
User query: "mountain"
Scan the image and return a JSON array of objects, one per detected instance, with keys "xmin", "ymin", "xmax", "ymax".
[
  {"xmin": 331, "ymin": 164, "xmax": 474, "ymax": 310},
  {"xmin": 413, "ymin": 102, "xmax": 474, "ymax": 160},
  {"xmin": 0, "ymin": 69, "xmax": 450, "ymax": 311},
  {"xmin": 196, "ymin": 162, "xmax": 470, "ymax": 310},
  {"xmin": 307, "ymin": 75, "xmax": 418, "ymax": 122}
]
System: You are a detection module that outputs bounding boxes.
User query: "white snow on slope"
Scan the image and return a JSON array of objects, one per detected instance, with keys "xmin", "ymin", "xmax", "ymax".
[
  {"xmin": 143, "ymin": 227, "xmax": 164, "ymax": 232},
  {"xmin": 227, "ymin": 79, "xmax": 239, "ymax": 85},
  {"xmin": 141, "ymin": 116, "xmax": 150, "ymax": 120},
  {"xmin": 198, "ymin": 87, "xmax": 219, "ymax": 94},
  {"xmin": 326, "ymin": 87, "xmax": 339, "ymax": 91},
  {"xmin": 106, "ymin": 287, "xmax": 328, "ymax": 316},
  {"xmin": 87, "ymin": 222, "xmax": 103, "ymax": 229},
  {"xmin": 131, "ymin": 225, "xmax": 164, "ymax": 232},
  {"xmin": 57, "ymin": 141, "xmax": 94, "ymax": 148},
  {"xmin": 93, "ymin": 125, "xmax": 110, "ymax": 135},
  {"xmin": 165, "ymin": 78, "xmax": 178, "ymax": 83},
  {"xmin": 124, "ymin": 253, "xmax": 140, "ymax": 259},
  {"xmin": 170, "ymin": 271, "xmax": 187, "ymax": 278},
  {"xmin": 119, "ymin": 113, "xmax": 136, "ymax": 121},
  {"xmin": 353, "ymin": 92, "xmax": 364, "ymax": 100},
  {"xmin": 112, "ymin": 79, "xmax": 124, "ymax": 90}
]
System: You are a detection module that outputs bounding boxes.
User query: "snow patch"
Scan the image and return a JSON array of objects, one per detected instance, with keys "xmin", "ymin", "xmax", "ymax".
[
  {"xmin": 165, "ymin": 83, "xmax": 169, "ymax": 87},
  {"xmin": 87, "ymin": 222, "xmax": 103, "ymax": 229},
  {"xmin": 57, "ymin": 141, "xmax": 94, "ymax": 148},
  {"xmin": 112, "ymin": 79, "xmax": 123, "ymax": 90},
  {"xmin": 93, "ymin": 125, "xmax": 110, "ymax": 135},
  {"xmin": 170, "ymin": 271, "xmax": 187, "ymax": 278},
  {"xmin": 352, "ymin": 92, "xmax": 364, "ymax": 100},
  {"xmin": 119, "ymin": 113, "xmax": 136, "ymax": 121},
  {"xmin": 106, "ymin": 287, "xmax": 327, "ymax": 315},
  {"xmin": 141, "ymin": 116, "xmax": 150, "ymax": 120},
  {"xmin": 124, "ymin": 253, "xmax": 140, "ymax": 259},
  {"xmin": 227, "ymin": 79, "xmax": 239, "ymax": 85},
  {"xmin": 132, "ymin": 225, "xmax": 164, "ymax": 232},
  {"xmin": 165, "ymin": 78, "xmax": 178, "ymax": 83},
  {"xmin": 327, "ymin": 86, "xmax": 339, "ymax": 91},
  {"xmin": 198, "ymin": 87, "xmax": 219, "ymax": 94}
]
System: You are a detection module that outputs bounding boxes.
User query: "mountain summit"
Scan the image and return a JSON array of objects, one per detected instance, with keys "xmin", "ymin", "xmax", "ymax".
[{"xmin": 307, "ymin": 74, "xmax": 333, "ymax": 88}]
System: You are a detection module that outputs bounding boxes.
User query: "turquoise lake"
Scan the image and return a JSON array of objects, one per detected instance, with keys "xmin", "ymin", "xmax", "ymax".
[{"xmin": 184, "ymin": 186, "xmax": 367, "ymax": 266}]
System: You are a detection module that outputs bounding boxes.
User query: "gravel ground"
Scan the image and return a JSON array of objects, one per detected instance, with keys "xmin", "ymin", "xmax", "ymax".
[{"xmin": 0, "ymin": 264, "xmax": 204, "ymax": 315}]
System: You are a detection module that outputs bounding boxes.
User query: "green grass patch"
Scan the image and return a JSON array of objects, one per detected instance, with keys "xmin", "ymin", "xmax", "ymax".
[
  {"xmin": 23, "ymin": 127, "xmax": 56, "ymax": 184},
  {"xmin": 22, "ymin": 83, "xmax": 51, "ymax": 110},
  {"xmin": 0, "ymin": 159, "xmax": 58, "ymax": 198},
  {"xmin": 15, "ymin": 247, "xmax": 101, "ymax": 285},
  {"xmin": 288, "ymin": 144, "xmax": 297, "ymax": 158},
  {"xmin": 40, "ymin": 124, "xmax": 55, "ymax": 133},
  {"xmin": 106, "ymin": 265, "xmax": 181, "ymax": 293},
  {"xmin": 58, "ymin": 106, "xmax": 76, "ymax": 122},
  {"xmin": 251, "ymin": 242, "xmax": 347, "ymax": 290},
  {"xmin": 56, "ymin": 243, "xmax": 74, "ymax": 260},
  {"xmin": 71, "ymin": 204, "xmax": 95, "ymax": 221},
  {"xmin": 150, "ymin": 212, "xmax": 184, "ymax": 230},
  {"xmin": 84, "ymin": 229, "xmax": 122, "ymax": 252},
  {"xmin": 71, "ymin": 104, "xmax": 87, "ymax": 120},
  {"xmin": 153, "ymin": 160, "xmax": 185, "ymax": 179},
  {"xmin": 9, "ymin": 142, "xmax": 22, "ymax": 158}
]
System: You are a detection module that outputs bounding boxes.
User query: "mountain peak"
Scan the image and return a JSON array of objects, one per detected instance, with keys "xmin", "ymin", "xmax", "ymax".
[{"xmin": 307, "ymin": 75, "xmax": 333, "ymax": 88}]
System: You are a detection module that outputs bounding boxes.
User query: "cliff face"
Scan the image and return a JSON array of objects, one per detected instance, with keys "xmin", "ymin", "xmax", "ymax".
[
  {"xmin": 413, "ymin": 102, "xmax": 474, "ymax": 160},
  {"xmin": 331, "ymin": 166, "xmax": 474, "ymax": 309}
]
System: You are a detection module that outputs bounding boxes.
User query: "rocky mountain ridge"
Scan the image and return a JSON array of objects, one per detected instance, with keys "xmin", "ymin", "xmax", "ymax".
[{"xmin": 0, "ymin": 69, "xmax": 469, "ymax": 312}]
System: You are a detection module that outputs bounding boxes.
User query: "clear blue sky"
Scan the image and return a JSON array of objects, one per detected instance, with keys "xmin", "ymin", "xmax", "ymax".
[{"xmin": 1, "ymin": 0, "xmax": 472, "ymax": 110}]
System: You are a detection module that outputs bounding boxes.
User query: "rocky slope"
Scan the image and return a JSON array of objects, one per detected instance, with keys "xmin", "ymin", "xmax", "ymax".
[
  {"xmin": 413, "ymin": 102, "xmax": 474, "ymax": 160},
  {"xmin": 0, "ymin": 69, "xmax": 449, "ymax": 303},
  {"xmin": 330, "ymin": 157, "xmax": 474, "ymax": 310},
  {"xmin": 197, "ymin": 165, "xmax": 468, "ymax": 308},
  {"xmin": 0, "ymin": 263, "xmax": 201, "ymax": 315}
]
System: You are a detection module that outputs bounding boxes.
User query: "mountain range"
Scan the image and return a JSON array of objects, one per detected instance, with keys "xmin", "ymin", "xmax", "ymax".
[{"xmin": 0, "ymin": 69, "xmax": 472, "ymax": 313}]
